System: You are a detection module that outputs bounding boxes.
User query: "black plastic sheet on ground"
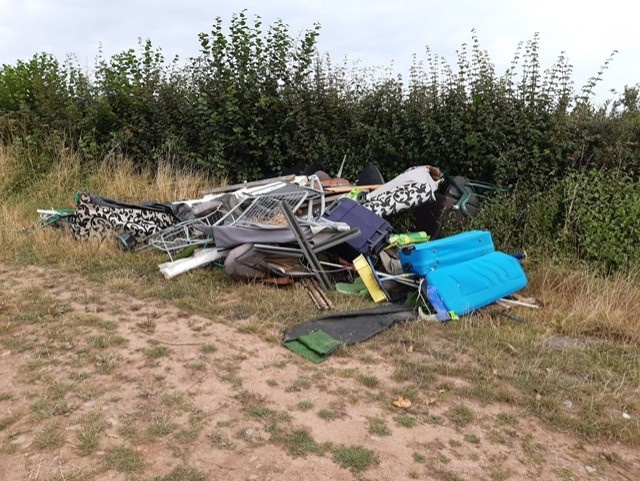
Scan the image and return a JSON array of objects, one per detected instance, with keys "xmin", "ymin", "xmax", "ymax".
[{"xmin": 283, "ymin": 304, "xmax": 417, "ymax": 345}]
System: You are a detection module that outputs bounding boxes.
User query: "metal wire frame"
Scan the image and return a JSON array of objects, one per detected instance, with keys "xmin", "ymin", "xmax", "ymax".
[
  {"xmin": 231, "ymin": 190, "xmax": 309, "ymax": 227},
  {"xmin": 145, "ymin": 205, "xmax": 237, "ymax": 261}
]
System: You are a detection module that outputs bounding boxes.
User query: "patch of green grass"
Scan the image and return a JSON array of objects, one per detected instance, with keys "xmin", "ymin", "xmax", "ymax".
[
  {"xmin": 145, "ymin": 344, "xmax": 171, "ymax": 359},
  {"xmin": 296, "ymin": 400, "xmax": 314, "ymax": 411},
  {"xmin": 69, "ymin": 371, "xmax": 89, "ymax": 382},
  {"xmin": 394, "ymin": 415, "xmax": 418, "ymax": 428},
  {"xmin": 136, "ymin": 318, "xmax": 156, "ymax": 333},
  {"xmin": 248, "ymin": 405, "xmax": 278, "ymax": 420},
  {"xmin": 23, "ymin": 358, "xmax": 48, "ymax": 373},
  {"xmin": 236, "ymin": 321, "xmax": 265, "ymax": 334},
  {"xmin": 35, "ymin": 422, "xmax": 65, "ymax": 450},
  {"xmin": 358, "ymin": 353, "xmax": 378, "ymax": 364},
  {"xmin": 408, "ymin": 469, "xmax": 421, "ymax": 479},
  {"xmin": 445, "ymin": 404, "xmax": 475, "ymax": 427},
  {"xmin": 269, "ymin": 359, "xmax": 287, "ymax": 369},
  {"xmin": 432, "ymin": 471, "xmax": 464, "ymax": 481},
  {"xmin": 235, "ymin": 426, "xmax": 265, "ymax": 445},
  {"xmin": 219, "ymin": 372, "xmax": 243, "ymax": 386},
  {"xmin": 265, "ymin": 379, "xmax": 278, "ymax": 387},
  {"xmin": 95, "ymin": 353, "xmax": 120, "ymax": 374},
  {"xmin": 0, "ymin": 392, "xmax": 14, "ymax": 402},
  {"xmin": 215, "ymin": 418, "xmax": 232, "ymax": 428},
  {"xmin": 147, "ymin": 466, "xmax": 208, "ymax": 481},
  {"xmin": 49, "ymin": 381, "xmax": 75, "ymax": 400},
  {"xmin": 392, "ymin": 359, "xmax": 436, "ymax": 387},
  {"xmin": 463, "ymin": 433, "xmax": 481, "ymax": 445},
  {"xmin": 456, "ymin": 380, "xmax": 516, "ymax": 404},
  {"xmin": 105, "ymin": 445, "xmax": 144, "ymax": 473},
  {"xmin": 284, "ymin": 376, "xmax": 312, "ymax": 392},
  {"xmin": 555, "ymin": 468, "xmax": 575, "ymax": 480},
  {"xmin": 162, "ymin": 393, "xmax": 188, "ymax": 410},
  {"xmin": 148, "ymin": 415, "xmax": 177, "ymax": 437},
  {"xmin": 357, "ymin": 374, "xmax": 380, "ymax": 388},
  {"xmin": 435, "ymin": 452, "xmax": 451, "ymax": 465},
  {"xmin": 425, "ymin": 415, "xmax": 444, "ymax": 425},
  {"xmin": 1, "ymin": 334, "xmax": 34, "ymax": 353},
  {"xmin": 412, "ymin": 452, "xmax": 426, "ymax": 463},
  {"xmin": 317, "ymin": 409, "xmax": 340, "ymax": 421},
  {"xmin": 0, "ymin": 413, "xmax": 21, "ymax": 431},
  {"xmin": 29, "ymin": 398, "xmax": 73, "ymax": 420},
  {"xmin": 89, "ymin": 334, "xmax": 127, "ymax": 349},
  {"xmin": 0, "ymin": 442, "xmax": 17, "ymax": 456},
  {"xmin": 332, "ymin": 445, "xmax": 379, "ymax": 473},
  {"xmin": 186, "ymin": 361, "xmax": 207, "ymax": 372},
  {"xmin": 51, "ymin": 303, "xmax": 74, "ymax": 317},
  {"xmin": 22, "ymin": 365, "xmax": 52, "ymax": 384},
  {"xmin": 489, "ymin": 466, "xmax": 512, "ymax": 481},
  {"xmin": 77, "ymin": 411, "xmax": 106, "ymax": 455},
  {"xmin": 367, "ymin": 417, "xmax": 391, "ymax": 436},
  {"xmin": 174, "ymin": 429, "xmax": 199, "ymax": 444},
  {"xmin": 274, "ymin": 428, "xmax": 331, "ymax": 458},
  {"xmin": 200, "ymin": 343, "xmax": 217, "ymax": 354},
  {"xmin": 76, "ymin": 313, "xmax": 116, "ymax": 331}
]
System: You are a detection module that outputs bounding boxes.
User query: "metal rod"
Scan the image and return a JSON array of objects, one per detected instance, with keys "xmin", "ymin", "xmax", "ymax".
[{"xmin": 280, "ymin": 201, "xmax": 333, "ymax": 292}]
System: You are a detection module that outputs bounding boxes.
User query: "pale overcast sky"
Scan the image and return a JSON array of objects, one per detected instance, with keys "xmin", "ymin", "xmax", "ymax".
[{"xmin": 1, "ymin": 0, "xmax": 638, "ymax": 104}]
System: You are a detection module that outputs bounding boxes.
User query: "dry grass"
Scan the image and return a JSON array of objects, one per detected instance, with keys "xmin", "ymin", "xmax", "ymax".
[
  {"xmin": 1, "ymin": 143, "xmax": 214, "ymax": 210},
  {"xmin": 85, "ymin": 154, "xmax": 213, "ymax": 204},
  {"xmin": 528, "ymin": 260, "xmax": 640, "ymax": 343}
]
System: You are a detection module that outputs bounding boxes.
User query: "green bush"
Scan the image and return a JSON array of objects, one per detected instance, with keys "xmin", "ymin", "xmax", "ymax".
[
  {"xmin": 469, "ymin": 170, "xmax": 640, "ymax": 270},
  {"xmin": 565, "ymin": 171, "xmax": 640, "ymax": 269}
]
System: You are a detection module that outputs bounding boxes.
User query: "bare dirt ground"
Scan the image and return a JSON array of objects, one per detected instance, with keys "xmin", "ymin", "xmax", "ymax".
[{"xmin": 0, "ymin": 263, "xmax": 638, "ymax": 481}]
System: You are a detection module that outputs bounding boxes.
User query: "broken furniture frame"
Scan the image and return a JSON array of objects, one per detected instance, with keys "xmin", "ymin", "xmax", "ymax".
[{"xmin": 144, "ymin": 207, "xmax": 233, "ymax": 261}]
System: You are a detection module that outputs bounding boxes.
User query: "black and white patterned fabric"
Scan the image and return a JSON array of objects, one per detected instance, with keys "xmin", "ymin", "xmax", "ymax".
[
  {"xmin": 69, "ymin": 192, "xmax": 182, "ymax": 241},
  {"xmin": 362, "ymin": 182, "xmax": 436, "ymax": 218}
]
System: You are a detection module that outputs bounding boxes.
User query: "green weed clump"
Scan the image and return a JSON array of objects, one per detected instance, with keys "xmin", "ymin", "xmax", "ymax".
[
  {"xmin": 332, "ymin": 445, "xmax": 379, "ymax": 472},
  {"xmin": 104, "ymin": 445, "xmax": 144, "ymax": 473}
]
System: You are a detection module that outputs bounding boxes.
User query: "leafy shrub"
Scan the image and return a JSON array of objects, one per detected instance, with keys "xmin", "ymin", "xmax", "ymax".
[{"xmin": 565, "ymin": 171, "xmax": 640, "ymax": 269}]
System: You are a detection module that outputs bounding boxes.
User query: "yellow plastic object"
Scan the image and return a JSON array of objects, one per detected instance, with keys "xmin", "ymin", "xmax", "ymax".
[{"xmin": 353, "ymin": 254, "xmax": 388, "ymax": 303}]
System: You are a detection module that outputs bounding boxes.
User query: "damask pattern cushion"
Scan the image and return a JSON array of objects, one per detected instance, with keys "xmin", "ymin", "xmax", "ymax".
[{"xmin": 70, "ymin": 192, "xmax": 178, "ymax": 241}]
